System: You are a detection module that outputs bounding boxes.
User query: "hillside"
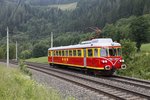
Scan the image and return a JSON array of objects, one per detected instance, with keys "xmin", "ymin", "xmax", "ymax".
[{"xmin": 0, "ymin": 0, "xmax": 150, "ymax": 59}]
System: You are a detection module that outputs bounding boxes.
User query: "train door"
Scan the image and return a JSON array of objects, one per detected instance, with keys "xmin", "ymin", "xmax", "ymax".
[
  {"xmin": 93, "ymin": 48, "xmax": 100, "ymax": 67},
  {"xmin": 83, "ymin": 48, "xmax": 86, "ymax": 68}
]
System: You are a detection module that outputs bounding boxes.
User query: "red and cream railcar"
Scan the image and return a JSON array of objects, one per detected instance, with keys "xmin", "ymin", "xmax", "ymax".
[{"xmin": 48, "ymin": 38, "xmax": 126, "ymax": 75}]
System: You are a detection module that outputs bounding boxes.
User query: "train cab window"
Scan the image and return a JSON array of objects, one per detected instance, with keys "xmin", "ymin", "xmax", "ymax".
[
  {"xmin": 117, "ymin": 48, "xmax": 122, "ymax": 56},
  {"xmin": 100, "ymin": 48, "xmax": 108, "ymax": 57},
  {"xmin": 77, "ymin": 50, "xmax": 81, "ymax": 57},
  {"xmin": 51, "ymin": 51, "xmax": 54, "ymax": 56},
  {"xmin": 49, "ymin": 51, "xmax": 51, "ymax": 56},
  {"xmin": 62, "ymin": 50, "xmax": 64, "ymax": 56},
  {"xmin": 66, "ymin": 50, "xmax": 68, "ymax": 56},
  {"xmin": 73, "ymin": 50, "xmax": 76, "ymax": 56},
  {"xmin": 69, "ymin": 50, "xmax": 72, "ymax": 56},
  {"xmin": 94, "ymin": 49, "xmax": 98, "ymax": 57},
  {"xmin": 109, "ymin": 48, "xmax": 117, "ymax": 56},
  {"xmin": 88, "ymin": 49, "xmax": 93, "ymax": 57}
]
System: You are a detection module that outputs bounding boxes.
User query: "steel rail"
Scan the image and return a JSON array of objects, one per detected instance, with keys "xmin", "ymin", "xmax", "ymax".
[
  {"xmin": 28, "ymin": 65, "xmax": 126, "ymax": 100},
  {"xmin": 26, "ymin": 62, "xmax": 150, "ymax": 99}
]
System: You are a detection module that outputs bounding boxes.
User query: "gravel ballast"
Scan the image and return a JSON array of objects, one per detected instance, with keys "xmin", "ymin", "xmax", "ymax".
[
  {"xmin": 0, "ymin": 62, "xmax": 111, "ymax": 100},
  {"xmin": 30, "ymin": 69, "xmax": 112, "ymax": 100}
]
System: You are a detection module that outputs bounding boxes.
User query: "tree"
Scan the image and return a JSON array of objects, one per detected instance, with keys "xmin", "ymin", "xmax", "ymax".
[
  {"xmin": 0, "ymin": 47, "xmax": 5, "ymax": 59},
  {"xmin": 32, "ymin": 43, "xmax": 48, "ymax": 58},
  {"xmin": 120, "ymin": 39, "xmax": 136, "ymax": 60},
  {"xmin": 20, "ymin": 50, "xmax": 32, "ymax": 59},
  {"xmin": 130, "ymin": 16, "xmax": 149, "ymax": 52}
]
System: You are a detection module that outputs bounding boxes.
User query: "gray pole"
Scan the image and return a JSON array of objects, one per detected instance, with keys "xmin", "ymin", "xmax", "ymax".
[
  {"xmin": 51, "ymin": 32, "xmax": 53, "ymax": 48},
  {"xmin": 16, "ymin": 41, "xmax": 17, "ymax": 61},
  {"xmin": 7, "ymin": 27, "xmax": 9, "ymax": 67}
]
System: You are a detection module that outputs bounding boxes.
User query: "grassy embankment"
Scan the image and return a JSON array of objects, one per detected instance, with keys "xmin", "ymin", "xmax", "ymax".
[
  {"xmin": 0, "ymin": 64, "xmax": 62, "ymax": 100},
  {"xmin": 26, "ymin": 44, "xmax": 150, "ymax": 80},
  {"xmin": 26, "ymin": 56, "xmax": 48, "ymax": 64},
  {"xmin": 118, "ymin": 43, "xmax": 150, "ymax": 80}
]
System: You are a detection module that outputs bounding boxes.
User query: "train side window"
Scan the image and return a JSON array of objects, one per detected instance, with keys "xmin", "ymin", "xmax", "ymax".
[
  {"xmin": 77, "ymin": 50, "xmax": 81, "ymax": 57},
  {"xmin": 59, "ymin": 51, "xmax": 61, "ymax": 56},
  {"xmin": 69, "ymin": 50, "xmax": 72, "ymax": 56},
  {"xmin": 100, "ymin": 48, "xmax": 108, "ymax": 57},
  {"xmin": 73, "ymin": 50, "xmax": 76, "ymax": 56},
  {"xmin": 88, "ymin": 49, "xmax": 93, "ymax": 57},
  {"xmin": 56, "ymin": 51, "xmax": 58, "ymax": 56},
  {"xmin": 58, "ymin": 51, "xmax": 60, "ymax": 56},
  {"xmin": 66, "ymin": 50, "xmax": 68, "ymax": 56},
  {"xmin": 94, "ymin": 48, "xmax": 98, "ymax": 57},
  {"xmin": 62, "ymin": 50, "xmax": 64, "ymax": 56},
  {"xmin": 53, "ymin": 51, "xmax": 55, "ymax": 56}
]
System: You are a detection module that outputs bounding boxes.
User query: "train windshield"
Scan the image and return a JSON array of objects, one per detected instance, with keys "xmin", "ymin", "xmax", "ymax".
[
  {"xmin": 100, "ymin": 48, "xmax": 122, "ymax": 57},
  {"xmin": 108, "ymin": 48, "xmax": 122, "ymax": 56}
]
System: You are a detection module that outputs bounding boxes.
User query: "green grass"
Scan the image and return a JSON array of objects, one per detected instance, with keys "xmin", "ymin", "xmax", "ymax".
[
  {"xmin": 141, "ymin": 43, "xmax": 150, "ymax": 52},
  {"xmin": 0, "ymin": 65, "xmax": 62, "ymax": 100},
  {"xmin": 48, "ymin": 2, "xmax": 77, "ymax": 11},
  {"xmin": 26, "ymin": 56, "xmax": 48, "ymax": 64}
]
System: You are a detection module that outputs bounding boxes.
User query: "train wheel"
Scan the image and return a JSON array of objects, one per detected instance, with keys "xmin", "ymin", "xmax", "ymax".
[
  {"xmin": 81, "ymin": 69, "xmax": 88, "ymax": 74},
  {"xmin": 93, "ymin": 70, "xmax": 100, "ymax": 76},
  {"xmin": 100, "ymin": 70, "xmax": 115, "ymax": 76},
  {"xmin": 49, "ymin": 63, "xmax": 54, "ymax": 67}
]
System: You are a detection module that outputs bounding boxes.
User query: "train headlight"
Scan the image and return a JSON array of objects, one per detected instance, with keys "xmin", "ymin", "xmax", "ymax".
[
  {"xmin": 101, "ymin": 60, "xmax": 107, "ymax": 63},
  {"xmin": 120, "ymin": 59, "xmax": 124, "ymax": 63},
  {"xmin": 105, "ymin": 65, "xmax": 111, "ymax": 70},
  {"xmin": 121, "ymin": 64, "xmax": 126, "ymax": 69}
]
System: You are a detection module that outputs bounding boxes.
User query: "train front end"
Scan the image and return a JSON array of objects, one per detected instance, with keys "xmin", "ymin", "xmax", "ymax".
[{"xmin": 100, "ymin": 47, "xmax": 126, "ymax": 72}]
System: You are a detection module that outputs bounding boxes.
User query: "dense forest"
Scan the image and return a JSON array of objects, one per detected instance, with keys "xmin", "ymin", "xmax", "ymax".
[{"xmin": 0, "ymin": 0, "xmax": 150, "ymax": 59}]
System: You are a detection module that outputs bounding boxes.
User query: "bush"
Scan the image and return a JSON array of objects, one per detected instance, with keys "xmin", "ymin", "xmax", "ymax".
[
  {"xmin": 120, "ymin": 39, "xmax": 137, "ymax": 61},
  {"xmin": 19, "ymin": 60, "xmax": 32, "ymax": 76},
  {"xmin": 118, "ymin": 53, "xmax": 150, "ymax": 80},
  {"xmin": 32, "ymin": 43, "xmax": 48, "ymax": 58},
  {"xmin": 20, "ymin": 50, "xmax": 32, "ymax": 59}
]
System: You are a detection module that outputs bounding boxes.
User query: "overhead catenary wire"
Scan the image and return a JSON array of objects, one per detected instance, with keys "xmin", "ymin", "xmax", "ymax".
[{"xmin": 9, "ymin": 0, "xmax": 22, "ymax": 21}]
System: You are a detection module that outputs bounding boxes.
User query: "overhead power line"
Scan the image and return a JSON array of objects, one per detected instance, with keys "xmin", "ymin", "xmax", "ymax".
[{"xmin": 10, "ymin": 0, "xmax": 22, "ymax": 21}]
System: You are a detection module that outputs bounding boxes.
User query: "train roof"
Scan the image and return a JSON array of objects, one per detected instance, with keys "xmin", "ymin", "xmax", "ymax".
[{"xmin": 48, "ymin": 38, "xmax": 121, "ymax": 50}]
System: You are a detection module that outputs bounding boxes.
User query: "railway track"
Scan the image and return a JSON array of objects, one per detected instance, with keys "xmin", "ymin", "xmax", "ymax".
[
  {"xmin": 1, "ymin": 60, "xmax": 150, "ymax": 99},
  {"xmin": 26, "ymin": 62, "xmax": 150, "ymax": 100}
]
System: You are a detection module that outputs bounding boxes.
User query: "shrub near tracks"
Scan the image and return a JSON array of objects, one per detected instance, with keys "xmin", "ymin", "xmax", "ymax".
[
  {"xmin": 0, "ymin": 65, "xmax": 61, "ymax": 100},
  {"xmin": 118, "ymin": 53, "xmax": 150, "ymax": 80}
]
